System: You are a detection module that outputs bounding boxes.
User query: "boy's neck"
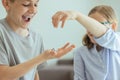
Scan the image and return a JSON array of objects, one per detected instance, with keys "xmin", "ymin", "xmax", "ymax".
[{"xmin": 6, "ymin": 18, "xmax": 29, "ymax": 37}]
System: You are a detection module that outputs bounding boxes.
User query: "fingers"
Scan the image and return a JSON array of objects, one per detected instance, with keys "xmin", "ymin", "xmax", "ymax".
[
  {"xmin": 52, "ymin": 11, "xmax": 61, "ymax": 28},
  {"xmin": 52, "ymin": 11, "xmax": 68, "ymax": 28},
  {"xmin": 60, "ymin": 42, "xmax": 75, "ymax": 50},
  {"xmin": 52, "ymin": 15, "xmax": 59, "ymax": 28},
  {"xmin": 56, "ymin": 43, "xmax": 75, "ymax": 58},
  {"xmin": 60, "ymin": 42, "xmax": 70, "ymax": 49},
  {"xmin": 62, "ymin": 44, "xmax": 75, "ymax": 53},
  {"xmin": 61, "ymin": 15, "xmax": 67, "ymax": 28}
]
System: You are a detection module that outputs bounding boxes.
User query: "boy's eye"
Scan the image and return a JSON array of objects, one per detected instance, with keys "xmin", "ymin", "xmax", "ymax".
[
  {"xmin": 22, "ymin": 4, "xmax": 38, "ymax": 7},
  {"xmin": 22, "ymin": 4, "xmax": 30, "ymax": 7}
]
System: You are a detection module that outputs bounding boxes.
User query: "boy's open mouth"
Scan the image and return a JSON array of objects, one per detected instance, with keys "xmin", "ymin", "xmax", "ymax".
[{"xmin": 22, "ymin": 15, "xmax": 32, "ymax": 22}]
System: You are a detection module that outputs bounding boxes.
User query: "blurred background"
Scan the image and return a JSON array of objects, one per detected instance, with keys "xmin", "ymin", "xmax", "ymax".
[{"xmin": 0, "ymin": 0, "xmax": 120, "ymax": 64}]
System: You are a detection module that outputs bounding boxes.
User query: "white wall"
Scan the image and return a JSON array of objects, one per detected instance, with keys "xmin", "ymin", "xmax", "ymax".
[{"xmin": 0, "ymin": 0, "xmax": 120, "ymax": 64}]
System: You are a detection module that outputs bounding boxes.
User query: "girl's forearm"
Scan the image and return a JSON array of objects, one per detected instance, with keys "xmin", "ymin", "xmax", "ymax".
[{"xmin": 75, "ymin": 11, "xmax": 108, "ymax": 37}]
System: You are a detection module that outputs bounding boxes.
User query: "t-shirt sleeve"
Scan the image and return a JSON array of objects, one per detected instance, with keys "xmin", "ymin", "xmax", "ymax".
[
  {"xmin": 0, "ymin": 37, "xmax": 9, "ymax": 65},
  {"xmin": 94, "ymin": 28, "xmax": 120, "ymax": 51}
]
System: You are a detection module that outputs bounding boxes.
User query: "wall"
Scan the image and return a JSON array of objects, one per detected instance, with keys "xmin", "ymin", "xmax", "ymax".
[{"xmin": 0, "ymin": 0, "xmax": 120, "ymax": 64}]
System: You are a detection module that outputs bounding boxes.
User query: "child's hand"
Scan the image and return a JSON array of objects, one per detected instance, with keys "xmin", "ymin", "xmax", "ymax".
[
  {"xmin": 43, "ymin": 43, "xmax": 75, "ymax": 60},
  {"xmin": 52, "ymin": 11, "xmax": 77, "ymax": 28}
]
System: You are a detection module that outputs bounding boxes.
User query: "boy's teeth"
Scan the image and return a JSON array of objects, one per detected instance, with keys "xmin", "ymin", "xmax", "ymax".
[{"xmin": 23, "ymin": 16, "xmax": 31, "ymax": 21}]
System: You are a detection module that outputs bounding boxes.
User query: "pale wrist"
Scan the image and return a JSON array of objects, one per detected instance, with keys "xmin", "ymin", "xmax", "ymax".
[{"xmin": 75, "ymin": 11, "xmax": 81, "ymax": 20}]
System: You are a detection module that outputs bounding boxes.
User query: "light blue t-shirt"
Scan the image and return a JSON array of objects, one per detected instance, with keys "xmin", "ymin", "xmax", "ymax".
[
  {"xmin": 0, "ymin": 19, "xmax": 46, "ymax": 80},
  {"xmin": 74, "ymin": 29, "xmax": 120, "ymax": 80}
]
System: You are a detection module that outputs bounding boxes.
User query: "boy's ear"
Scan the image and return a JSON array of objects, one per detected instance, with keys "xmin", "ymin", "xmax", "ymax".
[{"xmin": 2, "ymin": 0, "xmax": 10, "ymax": 11}]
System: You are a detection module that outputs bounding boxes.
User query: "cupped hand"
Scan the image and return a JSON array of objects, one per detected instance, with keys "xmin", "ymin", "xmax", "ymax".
[
  {"xmin": 52, "ymin": 11, "xmax": 77, "ymax": 28},
  {"xmin": 43, "ymin": 43, "xmax": 75, "ymax": 60}
]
